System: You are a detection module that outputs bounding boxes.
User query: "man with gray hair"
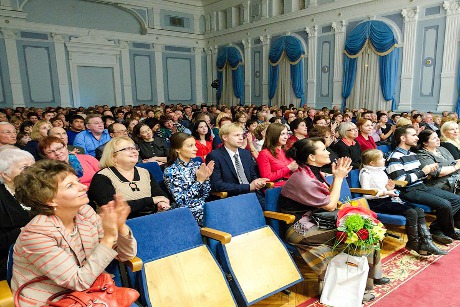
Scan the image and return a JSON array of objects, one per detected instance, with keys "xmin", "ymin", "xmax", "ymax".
[
  {"xmin": 48, "ymin": 126, "xmax": 84, "ymax": 154},
  {"xmin": 0, "ymin": 122, "xmax": 17, "ymax": 148}
]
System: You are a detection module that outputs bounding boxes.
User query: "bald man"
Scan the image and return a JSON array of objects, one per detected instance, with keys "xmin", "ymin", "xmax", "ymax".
[{"xmin": 48, "ymin": 127, "xmax": 85, "ymax": 154}]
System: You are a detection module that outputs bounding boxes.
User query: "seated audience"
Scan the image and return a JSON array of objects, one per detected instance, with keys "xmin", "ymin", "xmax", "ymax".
[
  {"xmin": 440, "ymin": 121, "xmax": 460, "ymax": 159},
  {"xmin": 356, "ymin": 118, "xmax": 377, "ymax": 152},
  {"xmin": 0, "ymin": 149, "xmax": 35, "ymax": 279},
  {"xmin": 88, "ymin": 137, "xmax": 170, "ymax": 218},
  {"xmin": 73, "ymin": 114, "xmax": 111, "ymax": 157},
  {"xmin": 360, "ymin": 149, "xmax": 446, "ymax": 255},
  {"xmin": 133, "ymin": 122, "xmax": 167, "ymax": 164},
  {"xmin": 333, "ymin": 122, "xmax": 362, "ymax": 169},
  {"xmin": 212, "ymin": 115, "xmax": 232, "ymax": 149},
  {"xmin": 386, "ymin": 126, "xmax": 460, "ymax": 244},
  {"xmin": 280, "ymin": 139, "xmax": 388, "ymax": 293},
  {"xmin": 15, "ymin": 131, "xmax": 30, "ymax": 149},
  {"xmin": 376, "ymin": 113, "xmax": 395, "ymax": 144},
  {"xmin": 253, "ymin": 122, "xmax": 269, "ymax": 152},
  {"xmin": 49, "ymin": 126, "xmax": 84, "ymax": 154},
  {"xmin": 125, "ymin": 117, "xmax": 139, "ymax": 139},
  {"xmin": 164, "ymin": 132, "xmax": 214, "ymax": 226},
  {"xmin": 206, "ymin": 123, "xmax": 268, "ymax": 205},
  {"xmin": 285, "ymin": 118, "xmax": 308, "ymax": 151},
  {"xmin": 66, "ymin": 115, "xmax": 85, "ymax": 145},
  {"xmin": 95, "ymin": 123, "xmax": 129, "ymax": 160},
  {"xmin": 39, "ymin": 136, "xmax": 99, "ymax": 188},
  {"xmin": 416, "ymin": 129, "xmax": 460, "ymax": 194},
  {"xmin": 245, "ymin": 119, "xmax": 260, "ymax": 158},
  {"xmin": 193, "ymin": 120, "xmax": 213, "ymax": 161},
  {"xmin": 11, "ymin": 160, "xmax": 137, "ymax": 307},
  {"xmin": 257, "ymin": 123, "xmax": 298, "ymax": 187}
]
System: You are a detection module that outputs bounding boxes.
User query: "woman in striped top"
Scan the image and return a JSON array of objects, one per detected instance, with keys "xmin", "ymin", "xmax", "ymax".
[{"xmin": 11, "ymin": 160, "xmax": 137, "ymax": 307}]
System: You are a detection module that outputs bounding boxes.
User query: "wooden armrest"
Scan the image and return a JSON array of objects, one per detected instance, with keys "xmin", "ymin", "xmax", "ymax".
[
  {"xmin": 263, "ymin": 211, "xmax": 295, "ymax": 224},
  {"xmin": 393, "ymin": 180, "xmax": 408, "ymax": 187},
  {"xmin": 124, "ymin": 256, "xmax": 143, "ymax": 272},
  {"xmin": 0, "ymin": 280, "xmax": 13, "ymax": 307},
  {"xmin": 265, "ymin": 182, "xmax": 274, "ymax": 189},
  {"xmin": 211, "ymin": 191, "xmax": 228, "ymax": 198},
  {"xmin": 200, "ymin": 227, "xmax": 232, "ymax": 244},
  {"xmin": 349, "ymin": 188, "xmax": 378, "ymax": 196}
]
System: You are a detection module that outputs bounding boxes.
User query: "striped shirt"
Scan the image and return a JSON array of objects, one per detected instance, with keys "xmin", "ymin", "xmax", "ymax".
[{"xmin": 386, "ymin": 147, "xmax": 426, "ymax": 187}]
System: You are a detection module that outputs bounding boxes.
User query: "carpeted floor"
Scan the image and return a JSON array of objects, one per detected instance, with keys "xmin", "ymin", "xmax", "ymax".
[{"xmin": 297, "ymin": 241, "xmax": 460, "ymax": 307}]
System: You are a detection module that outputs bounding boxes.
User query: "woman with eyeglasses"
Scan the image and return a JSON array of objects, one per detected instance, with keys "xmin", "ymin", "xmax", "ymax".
[
  {"xmin": 88, "ymin": 137, "xmax": 170, "ymax": 218},
  {"xmin": 332, "ymin": 122, "xmax": 362, "ymax": 169},
  {"xmin": 39, "ymin": 136, "xmax": 99, "ymax": 188}
]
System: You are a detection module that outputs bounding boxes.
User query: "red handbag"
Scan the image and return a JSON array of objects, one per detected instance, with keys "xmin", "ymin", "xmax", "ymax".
[{"xmin": 14, "ymin": 272, "xmax": 139, "ymax": 307}]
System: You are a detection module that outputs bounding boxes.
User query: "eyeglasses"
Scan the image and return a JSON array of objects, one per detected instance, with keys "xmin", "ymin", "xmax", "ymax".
[
  {"xmin": 347, "ymin": 128, "xmax": 358, "ymax": 132},
  {"xmin": 113, "ymin": 146, "xmax": 138, "ymax": 154},
  {"xmin": 45, "ymin": 145, "xmax": 66, "ymax": 155},
  {"xmin": 0, "ymin": 130, "xmax": 17, "ymax": 135}
]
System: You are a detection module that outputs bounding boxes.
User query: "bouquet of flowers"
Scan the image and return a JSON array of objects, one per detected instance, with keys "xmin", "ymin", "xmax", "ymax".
[{"xmin": 333, "ymin": 206, "xmax": 386, "ymax": 253}]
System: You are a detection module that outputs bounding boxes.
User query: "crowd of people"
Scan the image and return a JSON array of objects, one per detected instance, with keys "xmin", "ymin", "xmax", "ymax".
[{"xmin": 1, "ymin": 102, "xmax": 460, "ymax": 304}]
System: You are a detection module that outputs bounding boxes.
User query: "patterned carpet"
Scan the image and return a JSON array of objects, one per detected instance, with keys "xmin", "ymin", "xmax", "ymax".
[{"xmin": 297, "ymin": 240, "xmax": 460, "ymax": 307}]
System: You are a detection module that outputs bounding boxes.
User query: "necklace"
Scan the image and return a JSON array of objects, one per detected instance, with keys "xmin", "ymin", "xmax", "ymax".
[{"xmin": 69, "ymin": 224, "xmax": 78, "ymax": 237}]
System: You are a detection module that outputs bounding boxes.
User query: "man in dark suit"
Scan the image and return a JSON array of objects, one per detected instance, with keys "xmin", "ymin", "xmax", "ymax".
[{"xmin": 206, "ymin": 123, "xmax": 268, "ymax": 207}]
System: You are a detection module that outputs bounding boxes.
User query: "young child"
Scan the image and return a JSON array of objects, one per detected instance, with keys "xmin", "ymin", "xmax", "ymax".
[{"xmin": 360, "ymin": 149, "xmax": 445, "ymax": 255}]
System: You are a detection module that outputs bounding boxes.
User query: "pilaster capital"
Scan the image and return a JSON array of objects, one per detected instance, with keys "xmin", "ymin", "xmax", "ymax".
[
  {"xmin": 212, "ymin": 45, "xmax": 218, "ymax": 54},
  {"xmin": 305, "ymin": 25, "xmax": 318, "ymax": 37},
  {"xmin": 193, "ymin": 47, "xmax": 204, "ymax": 55},
  {"xmin": 259, "ymin": 34, "xmax": 271, "ymax": 45},
  {"xmin": 242, "ymin": 38, "xmax": 252, "ymax": 49},
  {"xmin": 119, "ymin": 41, "xmax": 129, "ymax": 49},
  {"xmin": 443, "ymin": 0, "xmax": 460, "ymax": 15},
  {"xmin": 331, "ymin": 21, "xmax": 346, "ymax": 33},
  {"xmin": 153, "ymin": 44, "xmax": 163, "ymax": 52},
  {"xmin": 401, "ymin": 8, "xmax": 419, "ymax": 22},
  {"xmin": 1, "ymin": 28, "xmax": 16, "ymax": 39},
  {"xmin": 51, "ymin": 33, "xmax": 65, "ymax": 43}
]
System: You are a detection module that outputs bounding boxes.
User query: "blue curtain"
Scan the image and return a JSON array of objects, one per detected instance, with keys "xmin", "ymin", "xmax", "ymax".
[
  {"xmin": 342, "ymin": 21, "xmax": 399, "ymax": 110},
  {"xmin": 456, "ymin": 64, "xmax": 460, "ymax": 116},
  {"xmin": 269, "ymin": 36, "xmax": 305, "ymax": 106},
  {"xmin": 216, "ymin": 46, "xmax": 244, "ymax": 105}
]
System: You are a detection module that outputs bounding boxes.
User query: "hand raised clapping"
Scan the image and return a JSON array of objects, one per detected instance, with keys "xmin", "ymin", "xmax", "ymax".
[
  {"xmin": 331, "ymin": 157, "xmax": 353, "ymax": 179},
  {"xmin": 196, "ymin": 160, "xmax": 215, "ymax": 183}
]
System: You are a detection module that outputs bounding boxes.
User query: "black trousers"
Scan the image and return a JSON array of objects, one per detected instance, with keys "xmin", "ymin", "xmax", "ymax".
[
  {"xmin": 400, "ymin": 184, "xmax": 460, "ymax": 235},
  {"xmin": 367, "ymin": 197, "xmax": 425, "ymax": 227}
]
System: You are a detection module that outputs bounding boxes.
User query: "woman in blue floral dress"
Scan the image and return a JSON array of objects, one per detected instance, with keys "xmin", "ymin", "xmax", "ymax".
[{"xmin": 164, "ymin": 132, "xmax": 214, "ymax": 225}]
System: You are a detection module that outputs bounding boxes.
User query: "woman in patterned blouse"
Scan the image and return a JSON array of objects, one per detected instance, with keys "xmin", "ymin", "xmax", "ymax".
[{"xmin": 164, "ymin": 132, "xmax": 214, "ymax": 225}]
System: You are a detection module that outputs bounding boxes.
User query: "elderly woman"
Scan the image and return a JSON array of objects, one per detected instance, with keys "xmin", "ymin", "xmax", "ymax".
[
  {"xmin": 280, "ymin": 139, "xmax": 388, "ymax": 299},
  {"xmin": 0, "ymin": 149, "xmax": 34, "ymax": 280},
  {"xmin": 416, "ymin": 129, "xmax": 460, "ymax": 193},
  {"xmin": 39, "ymin": 136, "xmax": 99, "ymax": 188},
  {"xmin": 11, "ymin": 160, "xmax": 137, "ymax": 307},
  {"xmin": 333, "ymin": 122, "xmax": 362, "ymax": 169},
  {"xmin": 440, "ymin": 121, "xmax": 460, "ymax": 159},
  {"xmin": 133, "ymin": 122, "xmax": 167, "ymax": 164},
  {"xmin": 164, "ymin": 132, "xmax": 214, "ymax": 226},
  {"xmin": 88, "ymin": 137, "xmax": 170, "ymax": 218},
  {"xmin": 24, "ymin": 120, "xmax": 51, "ymax": 160}
]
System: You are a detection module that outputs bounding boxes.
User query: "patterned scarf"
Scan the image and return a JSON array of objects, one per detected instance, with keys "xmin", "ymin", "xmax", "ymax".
[{"xmin": 68, "ymin": 154, "xmax": 84, "ymax": 177}]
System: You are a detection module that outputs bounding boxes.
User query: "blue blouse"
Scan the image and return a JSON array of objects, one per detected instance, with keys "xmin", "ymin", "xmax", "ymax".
[{"xmin": 164, "ymin": 158, "xmax": 211, "ymax": 225}]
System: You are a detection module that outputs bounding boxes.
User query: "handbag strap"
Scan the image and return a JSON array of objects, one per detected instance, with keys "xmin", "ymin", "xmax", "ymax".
[{"xmin": 14, "ymin": 276, "xmax": 50, "ymax": 306}]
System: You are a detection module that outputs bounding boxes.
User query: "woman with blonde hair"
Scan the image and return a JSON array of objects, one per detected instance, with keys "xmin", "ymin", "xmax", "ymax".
[
  {"xmin": 24, "ymin": 120, "xmax": 51, "ymax": 160},
  {"xmin": 440, "ymin": 121, "xmax": 460, "ymax": 159},
  {"xmin": 88, "ymin": 136, "xmax": 170, "ymax": 218}
]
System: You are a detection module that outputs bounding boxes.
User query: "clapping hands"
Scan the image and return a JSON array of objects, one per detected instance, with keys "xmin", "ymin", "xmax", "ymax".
[{"xmin": 196, "ymin": 161, "xmax": 215, "ymax": 183}]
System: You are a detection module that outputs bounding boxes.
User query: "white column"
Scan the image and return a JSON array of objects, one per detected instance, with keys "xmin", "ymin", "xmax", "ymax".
[
  {"xmin": 152, "ymin": 8, "xmax": 161, "ymax": 29},
  {"xmin": 399, "ymin": 8, "xmax": 418, "ymax": 111},
  {"xmin": 210, "ymin": 12, "xmax": 217, "ymax": 31},
  {"xmin": 153, "ymin": 44, "xmax": 165, "ymax": 105},
  {"xmin": 438, "ymin": 0, "xmax": 460, "ymax": 111},
  {"xmin": 261, "ymin": 0, "xmax": 269, "ymax": 18},
  {"xmin": 243, "ymin": 1, "xmax": 250, "ymax": 24},
  {"xmin": 206, "ymin": 47, "xmax": 213, "ymax": 103},
  {"xmin": 306, "ymin": 25, "xmax": 318, "ymax": 107},
  {"xmin": 194, "ymin": 47, "xmax": 204, "ymax": 104},
  {"xmin": 2, "ymin": 29, "xmax": 24, "ymax": 107},
  {"xmin": 331, "ymin": 21, "xmax": 346, "ymax": 109},
  {"xmin": 120, "ymin": 41, "xmax": 132, "ymax": 105},
  {"xmin": 260, "ymin": 35, "xmax": 271, "ymax": 104},
  {"xmin": 242, "ymin": 38, "xmax": 252, "ymax": 104},
  {"xmin": 51, "ymin": 34, "xmax": 71, "ymax": 107}
]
